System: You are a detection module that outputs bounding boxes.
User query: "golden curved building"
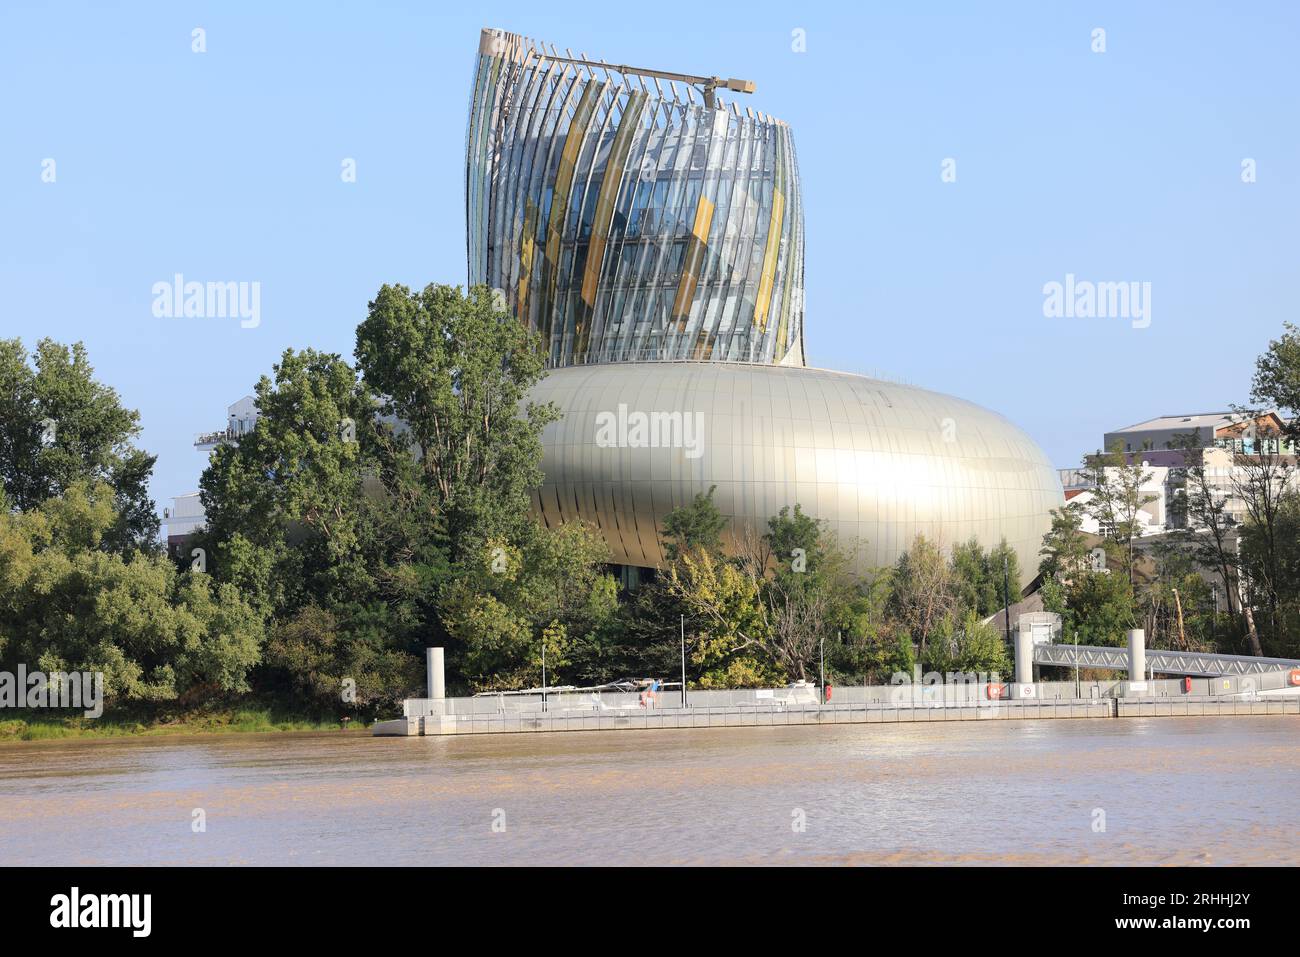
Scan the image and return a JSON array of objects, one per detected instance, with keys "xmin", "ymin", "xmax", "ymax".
[
  {"xmin": 528, "ymin": 363, "xmax": 1061, "ymax": 583},
  {"xmin": 467, "ymin": 28, "xmax": 1062, "ymax": 586}
]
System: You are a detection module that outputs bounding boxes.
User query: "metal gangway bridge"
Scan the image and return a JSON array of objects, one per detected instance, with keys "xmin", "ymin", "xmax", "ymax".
[{"xmin": 1033, "ymin": 643, "xmax": 1300, "ymax": 678}]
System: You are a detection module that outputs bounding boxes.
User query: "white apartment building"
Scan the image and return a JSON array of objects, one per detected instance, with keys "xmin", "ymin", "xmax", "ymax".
[
  {"xmin": 163, "ymin": 396, "xmax": 258, "ymax": 552},
  {"xmin": 1103, "ymin": 410, "xmax": 1293, "ymax": 456},
  {"xmin": 1063, "ymin": 410, "xmax": 1298, "ymax": 537}
]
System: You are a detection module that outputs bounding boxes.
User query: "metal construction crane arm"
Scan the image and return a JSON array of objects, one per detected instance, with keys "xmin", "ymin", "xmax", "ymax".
[{"xmin": 527, "ymin": 50, "xmax": 754, "ymax": 108}]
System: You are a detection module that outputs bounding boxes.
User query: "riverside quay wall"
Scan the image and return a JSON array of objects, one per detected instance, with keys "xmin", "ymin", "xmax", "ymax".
[{"xmin": 372, "ymin": 687, "xmax": 1299, "ymax": 737}]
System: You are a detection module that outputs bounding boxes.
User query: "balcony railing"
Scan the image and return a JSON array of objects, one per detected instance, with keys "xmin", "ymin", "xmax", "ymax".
[{"xmin": 194, "ymin": 428, "xmax": 240, "ymax": 448}]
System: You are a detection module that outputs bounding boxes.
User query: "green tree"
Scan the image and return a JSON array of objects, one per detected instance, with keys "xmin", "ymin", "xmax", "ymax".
[
  {"xmin": 888, "ymin": 534, "xmax": 956, "ymax": 657},
  {"xmin": 1231, "ymin": 421, "xmax": 1293, "ymax": 649},
  {"xmin": 0, "ymin": 483, "xmax": 262, "ymax": 710},
  {"xmin": 950, "ymin": 538, "xmax": 987, "ymax": 617},
  {"xmin": 951, "ymin": 537, "xmax": 1022, "ymax": 618},
  {"xmin": 1251, "ymin": 322, "xmax": 1300, "ymax": 444},
  {"xmin": 1239, "ymin": 489, "xmax": 1300, "ymax": 657},
  {"xmin": 438, "ymin": 521, "xmax": 618, "ymax": 691},
  {"xmin": 1038, "ymin": 503, "xmax": 1090, "ymax": 580},
  {"xmin": 354, "ymin": 283, "xmax": 557, "ymax": 563},
  {"xmin": 986, "ymin": 539, "xmax": 1023, "ymax": 614},
  {"xmin": 1079, "ymin": 442, "xmax": 1155, "ymax": 585},
  {"xmin": 194, "ymin": 285, "xmax": 604, "ymax": 706},
  {"xmin": 571, "ymin": 597, "xmax": 682, "ymax": 686},
  {"xmin": 763, "ymin": 504, "xmax": 823, "ymax": 571},
  {"xmin": 661, "ymin": 485, "xmax": 728, "ymax": 562},
  {"xmin": 760, "ymin": 505, "xmax": 860, "ymax": 681},
  {"xmin": 664, "ymin": 547, "xmax": 779, "ymax": 687},
  {"xmin": 195, "ymin": 348, "xmax": 439, "ymax": 710},
  {"xmin": 197, "ymin": 348, "xmax": 380, "ymax": 614},
  {"xmin": 0, "ymin": 338, "xmax": 158, "ymax": 551},
  {"xmin": 822, "ymin": 571, "xmax": 913, "ymax": 684},
  {"xmin": 1055, "ymin": 570, "xmax": 1137, "ymax": 647},
  {"xmin": 661, "ymin": 501, "xmax": 870, "ymax": 686},
  {"xmin": 262, "ymin": 602, "xmax": 424, "ymax": 718},
  {"xmin": 1141, "ymin": 538, "xmax": 1215, "ymax": 652},
  {"xmin": 920, "ymin": 609, "xmax": 1012, "ymax": 677},
  {"xmin": 1168, "ymin": 429, "xmax": 1240, "ymax": 623}
]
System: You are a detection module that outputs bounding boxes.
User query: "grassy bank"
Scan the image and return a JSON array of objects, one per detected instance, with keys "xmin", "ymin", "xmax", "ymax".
[{"xmin": 0, "ymin": 707, "xmax": 370, "ymax": 743}]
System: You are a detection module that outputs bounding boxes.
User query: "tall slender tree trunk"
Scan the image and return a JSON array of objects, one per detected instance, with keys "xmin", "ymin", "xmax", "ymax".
[
  {"xmin": 1242, "ymin": 602, "xmax": 1264, "ymax": 657},
  {"xmin": 1172, "ymin": 588, "xmax": 1187, "ymax": 651},
  {"xmin": 1219, "ymin": 562, "xmax": 1237, "ymax": 617}
]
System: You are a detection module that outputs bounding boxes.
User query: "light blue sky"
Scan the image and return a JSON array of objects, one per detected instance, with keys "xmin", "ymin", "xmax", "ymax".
[{"xmin": 3, "ymin": 1, "xmax": 1297, "ymax": 520}]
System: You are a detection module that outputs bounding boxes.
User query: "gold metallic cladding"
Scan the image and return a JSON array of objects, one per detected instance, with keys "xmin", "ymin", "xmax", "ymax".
[
  {"xmin": 542, "ymin": 81, "xmax": 600, "ymax": 343},
  {"xmin": 752, "ymin": 187, "xmax": 784, "ymax": 335},
  {"xmin": 580, "ymin": 90, "xmax": 647, "ymax": 310},
  {"xmin": 772, "ymin": 133, "xmax": 799, "ymax": 363},
  {"xmin": 672, "ymin": 195, "xmax": 715, "ymax": 326},
  {"xmin": 528, "ymin": 362, "xmax": 1062, "ymax": 588},
  {"xmin": 521, "ymin": 69, "xmax": 581, "ymax": 333},
  {"xmin": 517, "ymin": 197, "xmax": 538, "ymax": 320}
]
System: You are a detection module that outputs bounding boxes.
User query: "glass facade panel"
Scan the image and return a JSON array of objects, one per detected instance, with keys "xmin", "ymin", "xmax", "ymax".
[{"xmin": 468, "ymin": 29, "xmax": 805, "ymax": 368}]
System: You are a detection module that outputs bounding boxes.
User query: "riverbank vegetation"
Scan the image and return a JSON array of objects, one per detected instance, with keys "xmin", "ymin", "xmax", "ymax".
[
  {"xmin": 1038, "ymin": 326, "xmax": 1300, "ymax": 661},
  {"xmin": 0, "ymin": 706, "xmax": 367, "ymax": 742},
  {"xmin": 3, "ymin": 291, "xmax": 1298, "ymax": 735}
]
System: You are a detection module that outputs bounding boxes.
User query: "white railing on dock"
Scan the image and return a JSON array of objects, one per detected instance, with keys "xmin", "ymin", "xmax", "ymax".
[{"xmin": 402, "ymin": 668, "xmax": 1300, "ymax": 719}]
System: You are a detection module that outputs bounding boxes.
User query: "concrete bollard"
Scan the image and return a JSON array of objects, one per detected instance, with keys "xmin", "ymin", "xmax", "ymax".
[
  {"xmin": 426, "ymin": 647, "xmax": 445, "ymax": 701},
  {"xmin": 1126, "ymin": 629, "xmax": 1147, "ymax": 695},
  {"xmin": 1013, "ymin": 628, "xmax": 1035, "ymax": 698},
  {"xmin": 1014, "ymin": 629, "xmax": 1034, "ymax": 684}
]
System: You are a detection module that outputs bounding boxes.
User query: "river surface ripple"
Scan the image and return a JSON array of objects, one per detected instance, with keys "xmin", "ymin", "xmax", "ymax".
[{"xmin": 0, "ymin": 717, "xmax": 1295, "ymax": 865}]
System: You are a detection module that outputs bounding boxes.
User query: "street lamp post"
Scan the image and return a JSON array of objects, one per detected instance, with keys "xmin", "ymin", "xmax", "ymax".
[
  {"xmin": 1074, "ymin": 630, "xmax": 1080, "ymax": 698},
  {"xmin": 541, "ymin": 636, "xmax": 547, "ymax": 713},
  {"xmin": 819, "ymin": 634, "xmax": 826, "ymax": 704},
  {"xmin": 680, "ymin": 614, "xmax": 687, "ymax": 709},
  {"xmin": 1002, "ymin": 553, "xmax": 1013, "ymax": 649}
]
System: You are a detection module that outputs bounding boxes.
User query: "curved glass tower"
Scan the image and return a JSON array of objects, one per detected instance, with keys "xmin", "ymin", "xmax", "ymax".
[{"xmin": 467, "ymin": 28, "xmax": 805, "ymax": 368}]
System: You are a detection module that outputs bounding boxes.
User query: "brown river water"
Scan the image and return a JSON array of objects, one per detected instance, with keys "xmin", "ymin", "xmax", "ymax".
[{"xmin": 0, "ymin": 717, "xmax": 1295, "ymax": 866}]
